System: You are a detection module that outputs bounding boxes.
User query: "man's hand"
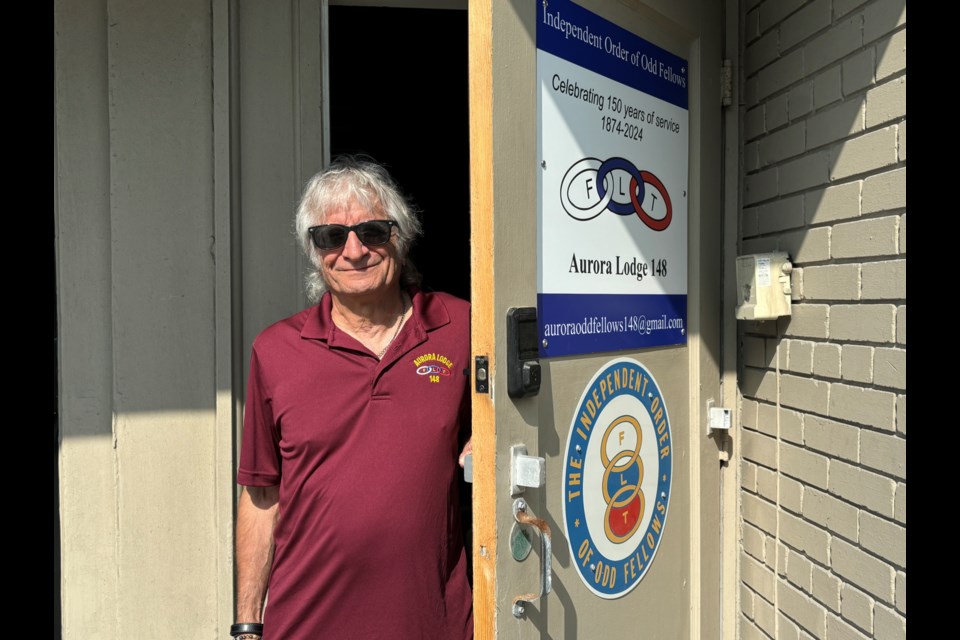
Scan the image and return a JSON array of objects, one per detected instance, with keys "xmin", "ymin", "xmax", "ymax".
[{"xmin": 458, "ymin": 438, "xmax": 473, "ymax": 468}]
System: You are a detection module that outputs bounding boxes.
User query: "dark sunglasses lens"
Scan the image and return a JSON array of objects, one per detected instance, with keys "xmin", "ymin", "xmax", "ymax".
[
  {"xmin": 313, "ymin": 227, "xmax": 348, "ymax": 249},
  {"xmin": 355, "ymin": 221, "xmax": 393, "ymax": 245}
]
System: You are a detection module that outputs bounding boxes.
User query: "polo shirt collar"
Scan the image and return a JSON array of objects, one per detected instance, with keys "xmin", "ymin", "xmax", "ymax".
[{"xmin": 299, "ymin": 286, "xmax": 450, "ymax": 344}]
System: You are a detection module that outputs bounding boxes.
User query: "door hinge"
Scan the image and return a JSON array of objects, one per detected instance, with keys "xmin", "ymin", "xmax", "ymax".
[{"xmin": 721, "ymin": 59, "xmax": 733, "ymax": 107}]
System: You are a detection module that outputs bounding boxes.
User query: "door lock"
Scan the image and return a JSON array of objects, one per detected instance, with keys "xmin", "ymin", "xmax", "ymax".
[{"xmin": 507, "ymin": 307, "xmax": 541, "ymax": 398}]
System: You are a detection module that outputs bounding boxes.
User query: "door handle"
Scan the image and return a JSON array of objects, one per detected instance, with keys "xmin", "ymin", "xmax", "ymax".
[{"xmin": 511, "ymin": 498, "xmax": 552, "ymax": 617}]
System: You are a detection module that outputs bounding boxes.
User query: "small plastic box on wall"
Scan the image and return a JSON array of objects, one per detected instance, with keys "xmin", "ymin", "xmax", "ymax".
[{"xmin": 735, "ymin": 252, "xmax": 793, "ymax": 320}]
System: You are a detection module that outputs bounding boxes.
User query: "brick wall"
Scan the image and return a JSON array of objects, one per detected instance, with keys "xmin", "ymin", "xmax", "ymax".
[{"xmin": 738, "ymin": 0, "xmax": 905, "ymax": 638}]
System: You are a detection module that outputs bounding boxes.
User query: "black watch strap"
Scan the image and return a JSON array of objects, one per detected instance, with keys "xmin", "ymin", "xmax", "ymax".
[{"xmin": 231, "ymin": 622, "xmax": 264, "ymax": 637}]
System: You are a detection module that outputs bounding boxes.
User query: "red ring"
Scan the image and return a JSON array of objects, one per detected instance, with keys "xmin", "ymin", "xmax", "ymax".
[{"xmin": 629, "ymin": 171, "xmax": 673, "ymax": 231}]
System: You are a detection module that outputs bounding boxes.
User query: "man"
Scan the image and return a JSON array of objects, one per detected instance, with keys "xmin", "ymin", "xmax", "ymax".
[{"xmin": 233, "ymin": 158, "xmax": 473, "ymax": 639}]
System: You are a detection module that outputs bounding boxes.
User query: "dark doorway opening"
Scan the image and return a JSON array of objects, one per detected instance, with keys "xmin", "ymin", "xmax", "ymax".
[
  {"xmin": 328, "ymin": 3, "xmax": 473, "ymax": 582},
  {"xmin": 329, "ymin": 5, "xmax": 470, "ymax": 302}
]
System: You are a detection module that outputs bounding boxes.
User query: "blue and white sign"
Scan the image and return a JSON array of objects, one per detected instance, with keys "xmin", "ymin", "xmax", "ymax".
[
  {"xmin": 537, "ymin": 0, "xmax": 689, "ymax": 357},
  {"xmin": 562, "ymin": 358, "xmax": 673, "ymax": 598}
]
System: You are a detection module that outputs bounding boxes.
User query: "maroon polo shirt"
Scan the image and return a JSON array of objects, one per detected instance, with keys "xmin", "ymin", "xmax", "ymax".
[{"xmin": 238, "ymin": 288, "xmax": 473, "ymax": 640}]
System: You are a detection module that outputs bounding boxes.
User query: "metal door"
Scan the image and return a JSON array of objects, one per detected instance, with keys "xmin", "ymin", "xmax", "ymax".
[{"xmin": 468, "ymin": 0, "xmax": 726, "ymax": 637}]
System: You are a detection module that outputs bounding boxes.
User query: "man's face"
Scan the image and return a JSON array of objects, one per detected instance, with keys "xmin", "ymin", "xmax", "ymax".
[{"xmin": 316, "ymin": 200, "xmax": 402, "ymax": 302}]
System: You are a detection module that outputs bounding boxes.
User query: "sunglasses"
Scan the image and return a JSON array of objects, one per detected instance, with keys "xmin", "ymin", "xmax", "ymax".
[{"xmin": 307, "ymin": 220, "xmax": 399, "ymax": 250}]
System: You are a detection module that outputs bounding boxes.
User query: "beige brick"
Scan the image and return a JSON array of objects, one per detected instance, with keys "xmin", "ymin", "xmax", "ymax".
[
  {"xmin": 861, "ymin": 430, "xmax": 905, "ymax": 477},
  {"xmin": 746, "ymin": 166, "xmax": 779, "ymax": 205},
  {"xmin": 897, "ymin": 120, "xmax": 905, "ymax": 161},
  {"xmin": 803, "ymin": 487, "xmax": 859, "ymax": 540},
  {"xmin": 766, "ymin": 93, "xmax": 790, "ymax": 131},
  {"xmin": 745, "ymin": 141, "xmax": 760, "ymax": 172},
  {"xmin": 894, "ymin": 571, "xmax": 905, "ymax": 614},
  {"xmin": 758, "ymin": 194, "xmax": 804, "ymax": 233},
  {"xmin": 781, "ymin": 511, "xmax": 830, "ymax": 564},
  {"xmin": 862, "ymin": 167, "xmax": 906, "ymax": 214},
  {"xmin": 895, "ymin": 395, "xmax": 905, "ymax": 435},
  {"xmin": 789, "ymin": 83, "xmax": 814, "ymax": 119},
  {"xmin": 866, "ymin": 77, "xmax": 906, "ymax": 128},
  {"xmin": 744, "ymin": 429, "xmax": 778, "ymax": 468},
  {"xmin": 759, "ymin": 49, "xmax": 804, "ymax": 100},
  {"xmin": 760, "ymin": 122, "xmax": 806, "ymax": 167},
  {"xmin": 814, "ymin": 65, "xmax": 842, "ymax": 108},
  {"xmin": 806, "ymin": 98, "xmax": 865, "ymax": 150},
  {"xmin": 756, "ymin": 465, "xmax": 777, "ymax": 502},
  {"xmin": 768, "ymin": 338, "xmax": 785, "ymax": 369},
  {"xmin": 805, "ymin": 181, "xmax": 860, "ymax": 224},
  {"xmin": 840, "ymin": 583, "xmax": 874, "ymax": 634},
  {"xmin": 780, "ymin": 0, "xmax": 831, "ymax": 50},
  {"xmin": 745, "ymin": 76, "xmax": 760, "ymax": 109},
  {"xmin": 779, "ymin": 227, "xmax": 832, "ymax": 263},
  {"xmin": 842, "ymin": 48, "xmax": 875, "ymax": 95},
  {"xmin": 740, "ymin": 583, "xmax": 755, "ymax": 619},
  {"xmin": 805, "ymin": 415, "xmax": 859, "ymax": 462},
  {"xmin": 813, "ymin": 343, "xmax": 841, "ymax": 378},
  {"xmin": 743, "ymin": 492, "xmax": 778, "ymax": 535},
  {"xmin": 812, "ymin": 564, "xmax": 842, "ymax": 612},
  {"xmin": 781, "ymin": 475, "xmax": 805, "ymax": 514},
  {"xmin": 756, "ymin": 402, "xmax": 778, "ymax": 437},
  {"xmin": 745, "ymin": 29, "xmax": 780, "ymax": 77},
  {"xmin": 780, "ymin": 584, "xmax": 826, "ymax": 637},
  {"xmin": 829, "ymin": 461, "xmax": 895, "ymax": 517},
  {"xmin": 863, "ymin": 0, "xmax": 907, "ymax": 44},
  {"xmin": 861, "ymin": 260, "xmax": 906, "ymax": 300},
  {"xmin": 740, "ymin": 617, "xmax": 770, "ymax": 640},
  {"xmin": 743, "ymin": 366, "xmax": 778, "ymax": 403},
  {"xmin": 826, "ymin": 614, "xmax": 872, "ymax": 640},
  {"xmin": 742, "ymin": 551, "xmax": 777, "ymax": 602},
  {"xmin": 830, "ymin": 383, "xmax": 896, "ymax": 430},
  {"xmin": 874, "ymin": 603, "xmax": 906, "ymax": 640},
  {"xmin": 742, "ymin": 459, "xmax": 758, "ymax": 492},
  {"xmin": 785, "ymin": 548, "xmax": 813, "ymax": 592},
  {"xmin": 894, "ymin": 482, "xmax": 905, "ymax": 524},
  {"xmin": 776, "ymin": 612, "xmax": 802, "ymax": 640},
  {"xmin": 758, "ymin": 0, "xmax": 806, "ymax": 33},
  {"xmin": 743, "ymin": 206, "xmax": 760, "ymax": 237},
  {"xmin": 898, "ymin": 212, "xmax": 905, "ymax": 253},
  {"xmin": 831, "ymin": 537, "xmax": 895, "ymax": 602},
  {"xmin": 765, "ymin": 537, "xmax": 777, "ymax": 569},
  {"xmin": 786, "ymin": 339, "xmax": 814, "ymax": 373},
  {"xmin": 802, "ymin": 264, "xmax": 860, "ymax": 300},
  {"xmin": 780, "ymin": 149, "xmax": 831, "ymax": 195},
  {"xmin": 783, "ymin": 406, "xmax": 805, "ymax": 444},
  {"xmin": 743, "ymin": 522, "xmax": 767, "ymax": 562},
  {"xmin": 830, "ymin": 304, "xmax": 896, "ymax": 343},
  {"xmin": 742, "ymin": 334, "xmax": 767, "ymax": 369},
  {"xmin": 875, "ymin": 29, "xmax": 906, "ymax": 80},
  {"xmin": 791, "ymin": 268, "xmax": 804, "ymax": 301},
  {"xmin": 746, "ymin": 105, "xmax": 765, "ymax": 141},
  {"xmin": 860, "ymin": 512, "xmax": 905, "ymax": 567},
  {"xmin": 830, "ymin": 127, "xmax": 899, "ymax": 181},
  {"xmin": 782, "ymin": 374, "xmax": 830, "ymax": 415},
  {"xmin": 834, "ymin": 0, "xmax": 870, "ymax": 17},
  {"xmin": 745, "ymin": 3, "xmax": 761, "ymax": 39},
  {"xmin": 742, "ymin": 398, "xmax": 760, "ymax": 431},
  {"xmin": 805, "ymin": 16, "xmax": 861, "ymax": 74},
  {"xmin": 754, "ymin": 595, "xmax": 777, "ymax": 636},
  {"xmin": 782, "ymin": 304, "xmax": 829, "ymax": 338},
  {"xmin": 841, "ymin": 344, "xmax": 873, "ymax": 383},
  {"xmin": 895, "ymin": 305, "xmax": 905, "ymax": 344},
  {"xmin": 873, "ymin": 347, "xmax": 906, "ymax": 389},
  {"xmin": 833, "ymin": 216, "xmax": 899, "ymax": 260}
]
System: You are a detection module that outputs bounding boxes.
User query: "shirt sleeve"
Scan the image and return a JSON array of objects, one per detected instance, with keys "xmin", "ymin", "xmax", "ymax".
[{"xmin": 237, "ymin": 343, "xmax": 283, "ymax": 486}]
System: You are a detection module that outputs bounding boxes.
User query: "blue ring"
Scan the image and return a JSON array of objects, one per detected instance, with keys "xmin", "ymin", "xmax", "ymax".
[{"xmin": 595, "ymin": 157, "xmax": 645, "ymax": 216}]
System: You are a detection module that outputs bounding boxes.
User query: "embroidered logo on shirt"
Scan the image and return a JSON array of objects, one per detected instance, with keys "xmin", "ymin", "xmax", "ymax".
[{"xmin": 413, "ymin": 352, "xmax": 454, "ymax": 384}]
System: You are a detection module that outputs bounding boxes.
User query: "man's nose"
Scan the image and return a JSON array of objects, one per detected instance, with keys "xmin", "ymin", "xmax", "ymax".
[{"xmin": 341, "ymin": 229, "xmax": 368, "ymax": 258}]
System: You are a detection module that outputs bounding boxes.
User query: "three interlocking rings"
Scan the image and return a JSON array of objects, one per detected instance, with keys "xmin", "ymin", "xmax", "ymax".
[
  {"xmin": 601, "ymin": 415, "xmax": 646, "ymax": 544},
  {"xmin": 560, "ymin": 157, "xmax": 673, "ymax": 231}
]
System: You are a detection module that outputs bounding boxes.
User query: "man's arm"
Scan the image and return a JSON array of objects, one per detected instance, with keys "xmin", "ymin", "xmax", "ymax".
[{"xmin": 235, "ymin": 485, "xmax": 280, "ymax": 623}]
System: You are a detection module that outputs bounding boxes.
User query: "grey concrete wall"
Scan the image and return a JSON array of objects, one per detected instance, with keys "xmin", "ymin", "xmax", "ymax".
[{"xmin": 737, "ymin": 0, "xmax": 906, "ymax": 638}]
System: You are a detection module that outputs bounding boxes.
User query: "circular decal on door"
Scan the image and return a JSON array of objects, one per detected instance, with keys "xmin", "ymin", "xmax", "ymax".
[{"xmin": 562, "ymin": 357, "xmax": 673, "ymax": 598}]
